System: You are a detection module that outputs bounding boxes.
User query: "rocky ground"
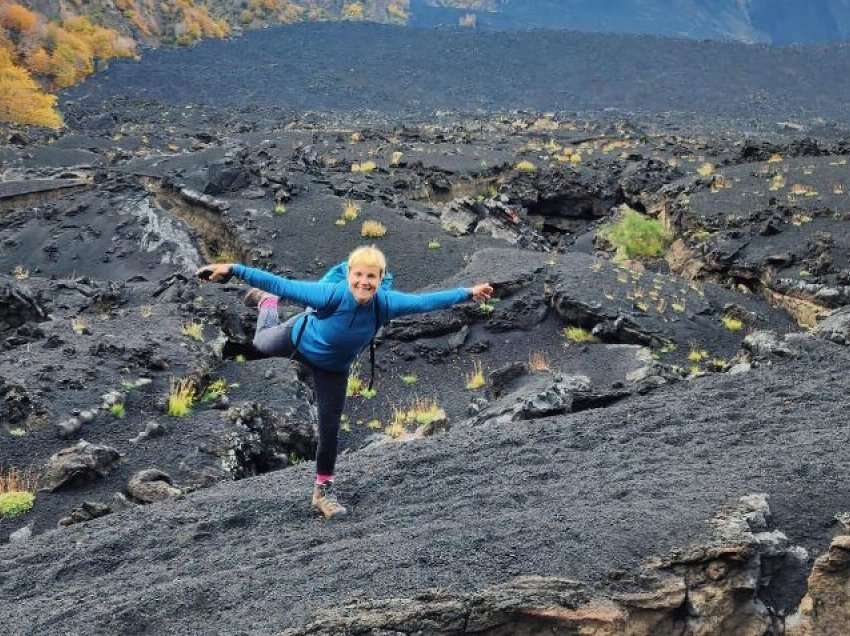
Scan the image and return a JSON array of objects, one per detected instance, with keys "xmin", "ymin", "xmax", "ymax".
[{"xmin": 3, "ymin": 22, "xmax": 850, "ymax": 636}]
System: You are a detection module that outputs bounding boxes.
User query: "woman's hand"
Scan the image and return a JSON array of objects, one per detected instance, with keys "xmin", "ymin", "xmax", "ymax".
[
  {"xmin": 470, "ymin": 283, "xmax": 493, "ymax": 302},
  {"xmin": 196, "ymin": 263, "xmax": 234, "ymax": 283}
]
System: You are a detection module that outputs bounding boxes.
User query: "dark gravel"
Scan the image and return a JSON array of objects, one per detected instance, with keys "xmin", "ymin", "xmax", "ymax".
[
  {"xmin": 62, "ymin": 22, "xmax": 850, "ymax": 122},
  {"xmin": 2, "ymin": 334, "xmax": 849, "ymax": 634}
]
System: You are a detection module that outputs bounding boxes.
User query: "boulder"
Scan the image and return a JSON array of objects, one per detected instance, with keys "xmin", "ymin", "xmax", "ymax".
[
  {"xmin": 743, "ymin": 330, "xmax": 797, "ymax": 359},
  {"xmin": 57, "ymin": 501, "xmax": 112, "ymax": 527},
  {"xmin": 216, "ymin": 402, "xmax": 317, "ymax": 479},
  {"xmin": 0, "ymin": 275, "xmax": 48, "ymax": 334},
  {"xmin": 8, "ymin": 525, "xmax": 32, "ymax": 543},
  {"xmin": 127, "ymin": 469, "xmax": 182, "ymax": 504},
  {"xmin": 0, "ymin": 378, "xmax": 34, "ymax": 426},
  {"xmin": 204, "ymin": 160, "xmax": 251, "ymax": 195},
  {"xmin": 814, "ymin": 306, "xmax": 850, "ymax": 345},
  {"xmin": 42, "ymin": 441, "xmax": 121, "ymax": 491},
  {"xmin": 470, "ymin": 372, "xmax": 592, "ymax": 426},
  {"xmin": 787, "ymin": 535, "xmax": 850, "ymax": 636},
  {"xmin": 440, "ymin": 202, "xmax": 478, "ymax": 236}
]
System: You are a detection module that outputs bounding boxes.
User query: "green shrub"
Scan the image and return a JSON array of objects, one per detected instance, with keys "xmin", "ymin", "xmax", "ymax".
[
  {"xmin": 0, "ymin": 491, "xmax": 35, "ymax": 518},
  {"xmin": 599, "ymin": 209, "xmax": 671, "ymax": 260}
]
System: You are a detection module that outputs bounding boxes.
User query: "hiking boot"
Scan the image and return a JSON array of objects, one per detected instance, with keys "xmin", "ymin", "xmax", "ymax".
[
  {"xmin": 244, "ymin": 288, "xmax": 275, "ymax": 308},
  {"xmin": 312, "ymin": 481, "xmax": 347, "ymax": 519}
]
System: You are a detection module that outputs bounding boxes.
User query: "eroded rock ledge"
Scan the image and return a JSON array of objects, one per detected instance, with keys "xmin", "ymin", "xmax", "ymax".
[{"xmin": 282, "ymin": 496, "xmax": 848, "ymax": 636}]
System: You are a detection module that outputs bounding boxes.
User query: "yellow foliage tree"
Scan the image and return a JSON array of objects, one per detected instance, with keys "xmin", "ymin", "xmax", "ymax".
[
  {"xmin": 0, "ymin": 47, "xmax": 62, "ymax": 128},
  {"xmin": 343, "ymin": 2, "xmax": 365, "ymax": 20},
  {"xmin": 25, "ymin": 47, "xmax": 51, "ymax": 74},
  {"xmin": 0, "ymin": 3, "xmax": 39, "ymax": 34},
  {"xmin": 46, "ymin": 25, "xmax": 94, "ymax": 88},
  {"xmin": 387, "ymin": 1, "xmax": 408, "ymax": 22}
]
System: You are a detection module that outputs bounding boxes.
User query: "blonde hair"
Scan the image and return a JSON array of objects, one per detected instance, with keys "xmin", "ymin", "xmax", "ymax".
[{"xmin": 348, "ymin": 245, "xmax": 386, "ymax": 277}]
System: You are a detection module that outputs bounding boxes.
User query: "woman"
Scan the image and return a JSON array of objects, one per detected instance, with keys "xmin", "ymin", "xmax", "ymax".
[{"xmin": 197, "ymin": 246, "xmax": 493, "ymax": 519}]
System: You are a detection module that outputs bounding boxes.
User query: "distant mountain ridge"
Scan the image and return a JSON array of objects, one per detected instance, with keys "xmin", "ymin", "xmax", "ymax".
[{"xmin": 416, "ymin": 0, "xmax": 850, "ymax": 44}]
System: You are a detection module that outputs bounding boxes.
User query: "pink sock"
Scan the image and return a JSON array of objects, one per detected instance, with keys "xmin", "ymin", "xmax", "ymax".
[
  {"xmin": 259, "ymin": 296, "xmax": 278, "ymax": 310},
  {"xmin": 315, "ymin": 473, "xmax": 333, "ymax": 485}
]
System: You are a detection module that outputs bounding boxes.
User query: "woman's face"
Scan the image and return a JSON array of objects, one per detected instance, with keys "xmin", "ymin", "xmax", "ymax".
[{"xmin": 348, "ymin": 264, "xmax": 382, "ymax": 304}]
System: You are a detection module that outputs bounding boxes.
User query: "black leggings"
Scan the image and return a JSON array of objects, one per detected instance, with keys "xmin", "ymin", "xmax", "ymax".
[{"xmin": 253, "ymin": 306, "xmax": 347, "ymax": 477}]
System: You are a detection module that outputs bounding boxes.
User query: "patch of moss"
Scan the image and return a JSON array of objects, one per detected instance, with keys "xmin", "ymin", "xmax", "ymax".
[
  {"xmin": 0, "ymin": 491, "xmax": 35, "ymax": 518},
  {"xmin": 599, "ymin": 209, "xmax": 671, "ymax": 260}
]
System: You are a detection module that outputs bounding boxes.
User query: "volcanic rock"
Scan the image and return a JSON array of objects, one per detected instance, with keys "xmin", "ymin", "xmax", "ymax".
[
  {"xmin": 42, "ymin": 441, "xmax": 122, "ymax": 491},
  {"xmin": 204, "ymin": 160, "xmax": 251, "ymax": 195},
  {"xmin": 58, "ymin": 501, "xmax": 113, "ymax": 527},
  {"xmin": 127, "ymin": 469, "xmax": 182, "ymax": 504},
  {"xmin": 0, "ymin": 276, "xmax": 48, "ymax": 334},
  {"xmin": 788, "ymin": 535, "xmax": 850, "ymax": 636},
  {"xmin": 813, "ymin": 306, "xmax": 850, "ymax": 345}
]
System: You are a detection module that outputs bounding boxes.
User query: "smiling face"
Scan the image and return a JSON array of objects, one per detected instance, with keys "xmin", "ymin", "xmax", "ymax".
[{"xmin": 348, "ymin": 264, "xmax": 382, "ymax": 304}]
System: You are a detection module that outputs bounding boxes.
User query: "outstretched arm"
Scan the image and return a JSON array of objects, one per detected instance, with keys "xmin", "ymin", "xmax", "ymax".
[
  {"xmin": 384, "ymin": 283, "xmax": 493, "ymax": 319},
  {"xmin": 196, "ymin": 263, "xmax": 339, "ymax": 309}
]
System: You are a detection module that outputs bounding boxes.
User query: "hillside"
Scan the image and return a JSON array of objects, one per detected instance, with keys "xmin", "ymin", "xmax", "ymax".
[
  {"xmin": 5, "ymin": 8, "xmax": 850, "ymax": 636},
  {"xmin": 3, "ymin": 88, "xmax": 850, "ymax": 631},
  {"xmin": 60, "ymin": 22, "xmax": 850, "ymax": 123},
  {"xmin": 415, "ymin": 0, "xmax": 850, "ymax": 44},
  {"xmin": 0, "ymin": 0, "xmax": 409, "ymax": 127}
]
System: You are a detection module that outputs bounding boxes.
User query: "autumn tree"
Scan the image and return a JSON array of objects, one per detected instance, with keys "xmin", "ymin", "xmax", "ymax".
[
  {"xmin": 0, "ymin": 3, "xmax": 38, "ymax": 34},
  {"xmin": 0, "ymin": 46, "xmax": 62, "ymax": 127}
]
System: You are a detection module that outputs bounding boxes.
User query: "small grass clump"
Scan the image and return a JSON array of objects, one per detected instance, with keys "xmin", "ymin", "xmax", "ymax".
[
  {"xmin": 167, "ymin": 378, "xmax": 196, "ymax": 417},
  {"xmin": 564, "ymin": 326, "xmax": 598, "ymax": 343},
  {"xmin": 361, "ymin": 220, "xmax": 387, "ymax": 238},
  {"xmin": 465, "ymin": 360, "xmax": 486, "ymax": 390},
  {"xmin": 599, "ymin": 209, "xmax": 671, "ymax": 260},
  {"xmin": 0, "ymin": 468, "xmax": 37, "ymax": 519},
  {"xmin": 697, "ymin": 162, "xmax": 715, "ymax": 177},
  {"xmin": 721, "ymin": 315, "xmax": 744, "ymax": 332},
  {"xmin": 140, "ymin": 305, "xmax": 153, "ymax": 319},
  {"xmin": 347, "ymin": 369, "xmax": 364, "ymax": 397},
  {"xmin": 390, "ymin": 151, "xmax": 404, "ymax": 166},
  {"xmin": 400, "ymin": 373, "xmax": 418, "ymax": 385},
  {"xmin": 515, "ymin": 160, "xmax": 537, "ymax": 172},
  {"xmin": 387, "ymin": 398, "xmax": 446, "ymax": 438},
  {"xmin": 274, "ymin": 203, "xmax": 287, "ymax": 215},
  {"xmin": 182, "ymin": 321, "xmax": 204, "ymax": 342},
  {"xmin": 769, "ymin": 174, "xmax": 786, "ymax": 191},
  {"xmin": 109, "ymin": 403, "xmax": 125, "ymax": 419},
  {"xmin": 527, "ymin": 351, "xmax": 551, "ymax": 372},
  {"xmin": 71, "ymin": 317, "xmax": 89, "ymax": 335},
  {"xmin": 478, "ymin": 300, "xmax": 496, "ymax": 315},
  {"xmin": 658, "ymin": 341, "xmax": 677, "ymax": 354},
  {"xmin": 12, "ymin": 265, "xmax": 28, "ymax": 280},
  {"xmin": 351, "ymin": 160, "xmax": 377, "ymax": 173},
  {"xmin": 427, "ymin": 239, "xmax": 441, "ymax": 249},
  {"xmin": 341, "ymin": 199, "xmax": 360, "ymax": 222},
  {"xmin": 201, "ymin": 379, "xmax": 227, "ymax": 403},
  {"xmin": 688, "ymin": 347, "xmax": 709, "ymax": 363}
]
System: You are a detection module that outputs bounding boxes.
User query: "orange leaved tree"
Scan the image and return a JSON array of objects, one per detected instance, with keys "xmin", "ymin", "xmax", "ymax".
[{"xmin": 0, "ymin": 46, "xmax": 62, "ymax": 128}]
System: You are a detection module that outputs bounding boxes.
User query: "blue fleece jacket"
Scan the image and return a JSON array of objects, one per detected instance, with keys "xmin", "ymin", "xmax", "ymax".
[{"xmin": 232, "ymin": 265, "xmax": 472, "ymax": 372}]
